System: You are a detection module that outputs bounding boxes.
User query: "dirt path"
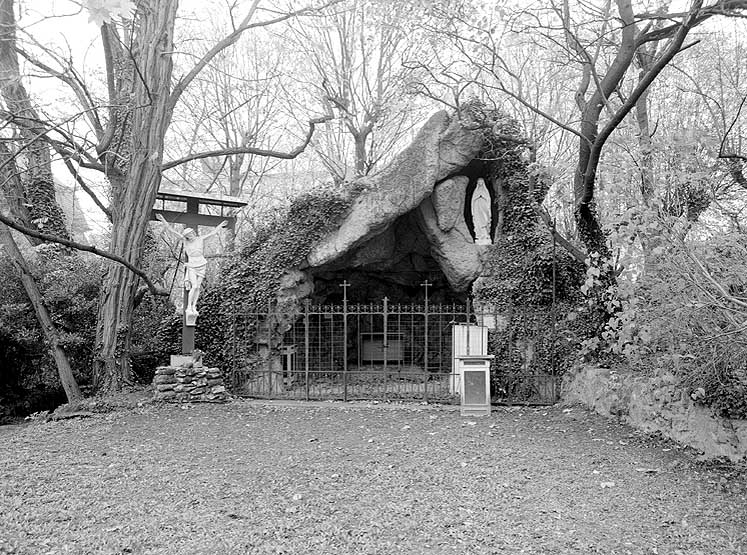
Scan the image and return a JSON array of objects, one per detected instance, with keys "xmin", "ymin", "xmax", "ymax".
[{"xmin": 1, "ymin": 400, "xmax": 745, "ymax": 555}]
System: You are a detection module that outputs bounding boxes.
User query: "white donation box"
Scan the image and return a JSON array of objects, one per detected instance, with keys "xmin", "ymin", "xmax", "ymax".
[
  {"xmin": 456, "ymin": 355, "xmax": 494, "ymax": 417},
  {"xmin": 451, "ymin": 324, "xmax": 489, "ymax": 394}
]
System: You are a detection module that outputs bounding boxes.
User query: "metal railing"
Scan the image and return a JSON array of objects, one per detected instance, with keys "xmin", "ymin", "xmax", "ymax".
[{"xmin": 227, "ymin": 288, "xmax": 561, "ymax": 404}]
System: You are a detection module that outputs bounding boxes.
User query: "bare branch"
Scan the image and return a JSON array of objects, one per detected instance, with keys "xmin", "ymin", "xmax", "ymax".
[
  {"xmin": 719, "ymin": 94, "xmax": 747, "ymax": 162},
  {"xmin": 15, "ymin": 43, "xmax": 104, "ymax": 138},
  {"xmin": 161, "ymin": 115, "xmax": 331, "ymax": 171},
  {"xmin": 0, "ymin": 211, "xmax": 167, "ymax": 298},
  {"xmin": 58, "ymin": 155, "xmax": 112, "ymax": 221},
  {"xmin": 580, "ymin": 1, "xmax": 703, "ymax": 206},
  {"xmin": 169, "ymin": 0, "xmax": 341, "ymax": 111}
]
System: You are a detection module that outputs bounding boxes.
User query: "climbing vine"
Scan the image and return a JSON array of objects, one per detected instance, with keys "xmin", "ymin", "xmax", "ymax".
[
  {"xmin": 467, "ymin": 110, "xmax": 589, "ymax": 393},
  {"xmin": 191, "ymin": 189, "xmax": 353, "ymax": 366}
]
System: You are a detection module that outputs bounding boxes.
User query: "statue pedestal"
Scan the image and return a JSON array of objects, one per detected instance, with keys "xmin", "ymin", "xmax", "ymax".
[
  {"xmin": 153, "ymin": 363, "xmax": 228, "ymax": 403},
  {"xmin": 170, "ymin": 354, "xmax": 193, "ymax": 367}
]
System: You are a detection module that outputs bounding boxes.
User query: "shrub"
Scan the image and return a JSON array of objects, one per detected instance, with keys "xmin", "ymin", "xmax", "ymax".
[
  {"xmin": 622, "ymin": 229, "xmax": 747, "ymax": 419},
  {"xmin": 0, "ymin": 248, "xmax": 179, "ymax": 415}
]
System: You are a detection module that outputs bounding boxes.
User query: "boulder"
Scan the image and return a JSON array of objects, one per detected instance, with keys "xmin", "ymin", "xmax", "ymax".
[
  {"xmin": 432, "ymin": 176, "xmax": 469, "ymax": 232},
  {"xmin": 307, "ymin": 111, "xmax": 484, "ymax": 268},
  {"xmin": 415, "ymin": 196, "xmax": 482, "ymax": 291}
]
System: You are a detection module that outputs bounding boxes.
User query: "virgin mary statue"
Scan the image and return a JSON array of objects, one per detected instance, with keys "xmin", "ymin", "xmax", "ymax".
[{"xmin": 471, "ymin": 178, "xmax": 492, "ymax": 245}]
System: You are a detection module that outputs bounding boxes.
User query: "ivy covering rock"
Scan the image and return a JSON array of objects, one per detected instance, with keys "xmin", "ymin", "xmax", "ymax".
[{"xmin": 186, "ymin": 103, "xmax": 594, "ymax": 391}]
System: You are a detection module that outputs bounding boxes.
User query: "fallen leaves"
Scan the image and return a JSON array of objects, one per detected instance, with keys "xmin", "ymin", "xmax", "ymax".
[{"xmin": 0, "ymin": 401, "xmax": 744, "ymax": 554}]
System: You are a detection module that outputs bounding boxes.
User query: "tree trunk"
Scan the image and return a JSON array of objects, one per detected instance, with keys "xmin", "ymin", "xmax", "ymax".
[
  {"xmin": 0, "ymin": 142, "xmax": 33, "ymax": 232},
  {"xmin": 354, "ymin": 131, "xmax": 369, "ymax": 177},
  {"xmin": 635, "ymin": 86, "xmax": 655, "ymax": 205},
  {"xmin": 93, "ymin": 0, "xmax": 177, "ymax": 393},
  {"xmin": 0, "ymin": 107, "xmax": 80, "ymax": 402},
  {"xmin": 574, "ymin": 133, "xmax": 609, "ymax": 257},
  {"xmin": 0, "ymin": 0, "xmax": 70, "ymax": 241},
  {"xmin": 0, "ymin": 223, "xmax": 82, "ymax": 403}
]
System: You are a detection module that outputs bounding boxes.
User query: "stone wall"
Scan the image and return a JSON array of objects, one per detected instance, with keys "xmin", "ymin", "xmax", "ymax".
[
  {"xmin": 562, "ymin": 366, "xmax": 747, "ymax": 461},
  {"xmin": 153, "ymin": 365, "xmax": 227, "ymax": 403}
]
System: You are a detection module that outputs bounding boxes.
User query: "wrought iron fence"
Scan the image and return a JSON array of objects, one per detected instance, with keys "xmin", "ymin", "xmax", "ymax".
[
  {"xmin": 229, "ymin": 300, "xmax": 468, "ymax": 402},
  {"xmin": 227, "ymin": 289, "xmax": 561, "ymax": 405}
]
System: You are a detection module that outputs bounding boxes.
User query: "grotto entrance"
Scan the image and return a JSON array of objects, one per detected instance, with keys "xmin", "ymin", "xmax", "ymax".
[
  {"xmin": 223, "ymin": 202, "xmax": 496, "ymax": 401},
  {"xmin": 226, "ymin": 194, "xmax": 563, "ymax": 405},
  {"xmin": 227, "ymin": 290, "xmax": 482, "ymax": 403}
]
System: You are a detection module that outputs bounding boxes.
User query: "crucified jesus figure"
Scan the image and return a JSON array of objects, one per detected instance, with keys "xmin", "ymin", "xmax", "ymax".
[{"xmin": 156, "ymin": 214, "xmax": 228, "ymax": 322}]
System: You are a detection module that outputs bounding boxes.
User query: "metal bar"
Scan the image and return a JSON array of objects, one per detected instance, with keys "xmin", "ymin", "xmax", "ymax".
[
  {"xmin": 465, "ymin": 297, "xmax": 472, "ymax": 356},
  {"xmin": 342, "ymin": 282, "xmax": 349, "ymax": 402},
  {"xmin": 357, "ymin": 310, "xmax": 361, "ymax": 369},
  {"xmin": 423, "ymin": 294, "xmax": 429, "ymax": 403},
  {"xmin": 230, "ymin": 314, "xmax": 237, "ymax": 390},
  {"xmin": 266, "ymin": 303, "xmax": 272, "ymax": 395},
  {"xmin": 304, "ymin": 300, "xmax": 310, "ymax": 402},
  {"xmin": 424, "ymin": 290, "xmax": 429, "ymax": 372},
  {"xmin": 551, "ymin": 218, "xmax": 558, "ymax": 401},
  {"xmin": 507, "ymin": 306, "xmax": 513, "ymax": 406},
  {"xmin": 383, "ymin": 297, "xmax": 389, "ymax": 401}
]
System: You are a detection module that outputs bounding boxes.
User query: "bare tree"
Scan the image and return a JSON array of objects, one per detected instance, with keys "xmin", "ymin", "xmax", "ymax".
[
  {"xmin": 8, "ymin": 0, "xmax": 335, "ymax": 393},
  {"xmin": 0, "ymin": 0, "xmax": 69, "ymax": 240},
  {"xmin": 0, "ymin": 141, "xmax": 81, "ymax": 403},
  {"xmin": 421, "ymin": 0, "xmax": 747, "ymax": 257},
  {"xmin": 285, "ymin": 0, "xmax": 429, "ymax": 183},
  {"xmin": 164, "ymin": 28, "xmax": 289, "ymax": 201}
]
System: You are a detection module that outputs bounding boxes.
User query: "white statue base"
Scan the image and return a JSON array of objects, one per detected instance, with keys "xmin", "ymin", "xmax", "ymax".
[
  {"xmin": 475, "ymin": 238, "xmax": 492, "ymax": 246},
  {"xmin": 185, "ymin": 309, "xmax": 199, "ymax": 327},
  {"xmin": 170, "ymin": 354, "xmax": 193, "ymax": 367}
]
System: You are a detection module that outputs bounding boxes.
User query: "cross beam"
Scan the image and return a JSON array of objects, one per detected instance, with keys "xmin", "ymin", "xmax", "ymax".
[{"xmin": 152, "ymin": 189, "xmax": 247, "ymax": 355}]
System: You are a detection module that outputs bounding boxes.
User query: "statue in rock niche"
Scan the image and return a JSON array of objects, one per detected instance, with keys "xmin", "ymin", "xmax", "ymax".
[
  {"xmin": 157, "ymin": 214, "xmax": 228, "ymax": 325},
  {"xmin": 471, "ymin": 178, "xmax": 492, "ymax": 245}
]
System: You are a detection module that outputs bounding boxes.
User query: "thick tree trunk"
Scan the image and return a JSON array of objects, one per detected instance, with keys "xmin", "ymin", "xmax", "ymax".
[
  {"xmin": 572, "ymin": 0, "xmax": 637, "ymax": 257},
  {"xmin": 0, "ymin": 0, "xmax": 69, "ymax": 241},
  {"xmin": 93, "ymin": 0, "xmax": 177, "ymax": 393},
  {"xmin": 94, "ymin": 163, "xmax": 164, "ymax": 391},
  {"xmin": 573, "ymin": 133, "xmax": 609, "ymax": 257},
  {"xmin": 0, "ymin": 223, "xmax": 82, "ymax": 402}
]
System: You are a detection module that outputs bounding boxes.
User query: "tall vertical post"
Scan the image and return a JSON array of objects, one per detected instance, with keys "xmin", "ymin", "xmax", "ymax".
[
  {"xmin": 383, "ymin": 296, "xmax": 389, "ymax": 400},
  {"xmin": 421, "ymin": 279, "xmax": 431, "ymax": 403},
  {"xmin": 466, "ymin": 297, "xmax": 472, "ymax": 356},
  {"xmin": 340, "ymin": 280, "xmax": 350, "ymax": 402},
  {"xmin": 266, "ymin": 303, "xmax": 273, "ymax": 394},
  {"xmin": 551, "ymin": 218, "xmax": 558, "ymax": 399},
  {"xmin": 304, "ymin": 299, "xmax": 310, "ymax": 401},
  {"xmin": 420, "ymin": 280, "xmax": 431, "ymax": 372}
]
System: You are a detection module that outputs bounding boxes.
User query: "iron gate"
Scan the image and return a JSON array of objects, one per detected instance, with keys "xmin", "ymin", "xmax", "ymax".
[{"xmin": 227, "ymin": 293, "xmax": 561, "ymax": 404}]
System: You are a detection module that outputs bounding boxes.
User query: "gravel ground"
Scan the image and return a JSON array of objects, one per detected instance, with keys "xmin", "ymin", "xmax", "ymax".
[{"xmin": 0, "ymin": 399, "xmax": 745, "ymax": 555}]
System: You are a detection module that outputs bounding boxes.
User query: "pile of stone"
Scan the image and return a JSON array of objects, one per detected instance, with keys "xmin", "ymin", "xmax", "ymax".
[{"xmin": 153, "ymin": 364, "xmax": 227, "ymax": 403}]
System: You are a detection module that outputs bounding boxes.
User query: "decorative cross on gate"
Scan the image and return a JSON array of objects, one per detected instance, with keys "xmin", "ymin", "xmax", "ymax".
[
  {"xmin": 339, "ymin": 280, "xmax": 350, "ymax": 303},
  {"xmin": 420, "ymin": 279, "xmax": 432, "ymax": 307}
]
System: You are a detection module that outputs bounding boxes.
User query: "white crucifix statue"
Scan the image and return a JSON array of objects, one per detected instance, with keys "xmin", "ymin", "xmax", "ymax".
[
  {"xmin": 152, "ymin": 189, "xmax": 247, "ymax": 356},
  {"xmin": 157, "ymin": 214, "xmax": 227, "ymax": 325},
  {"xmin": 471, "ymin": 177, "xmax": 492, "ymax": 245}
]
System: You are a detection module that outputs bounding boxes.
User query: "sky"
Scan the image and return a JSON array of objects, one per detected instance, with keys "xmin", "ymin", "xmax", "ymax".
[
  {"xmin": 17, "ymin": 1, "xmax": 321, "ymax": 242},
  {"xmin": 15, "ymin": 0, "xmax": 747, "ymax": 243}
]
